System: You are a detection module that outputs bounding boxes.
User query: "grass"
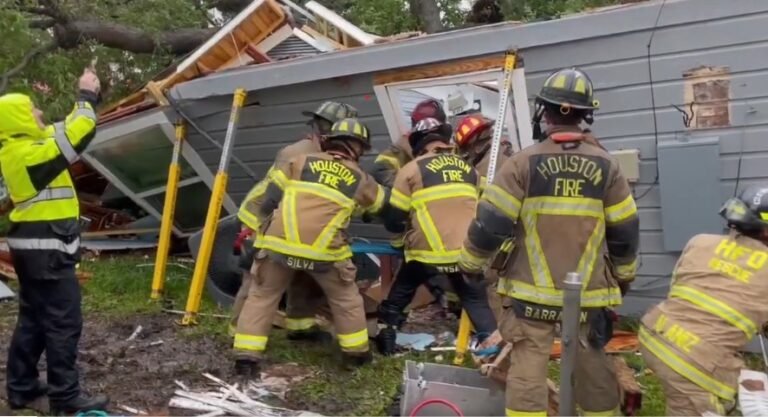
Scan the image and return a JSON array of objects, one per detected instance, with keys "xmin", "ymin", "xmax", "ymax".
[{"xmin": 78, "ymin": 255, "xmax": 231, "ymax": 338}]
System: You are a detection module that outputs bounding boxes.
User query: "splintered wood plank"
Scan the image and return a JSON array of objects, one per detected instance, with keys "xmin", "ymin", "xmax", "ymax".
[{"xmin": 373, "ymin": 55, "xmax": 505, "ymax": 85}]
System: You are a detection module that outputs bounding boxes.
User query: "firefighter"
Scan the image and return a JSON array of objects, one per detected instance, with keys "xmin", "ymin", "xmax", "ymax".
[
  {"xmin": 370, "ymin": 98, "xmax": 446, "ymax": 187},
  {"xmin": 370, "ymin": 99, "xmax": 450, "ymax": 327},
  {"xmin": 1, "ymin": 69, "xmax": 109, "ymax": 414},
  {"xmin": 231, "ymin": 101, "xmax": 358, "ymax": 340},
  {"xmin": 453, "ymin": 114, "xmax": 514, "ymax": 320},
  {"xmin": 458, "ymin": 67, "xmax": 640, "ymax": 416},
  {"xmin": 233, "ymin": 118, "xmax": 385, "ymax": 375},
  {"xmin": 453, "ymin": 114, "xmax": 514, "ymax": 191},
  {"xmin": 639, "ymin": 186, "xmax": 768, "ymax": 416},
  {"xmin": 376, "ymin": 117, "xmax": 498, "ymax": 356}
]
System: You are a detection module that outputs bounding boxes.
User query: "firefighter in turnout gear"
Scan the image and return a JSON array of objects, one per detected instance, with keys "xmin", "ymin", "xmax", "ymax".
[
  {"xmin": 1, "ymin": 69, "xmax": 109, "ymax": 414},
  {"xmin": 370, "ymin": 98, "xmax": 450, "ymax": 324},
  {"xmin": 233, "ymin": 118, "xmax": 385, "ymax": 375},
  {"xmin": 370, "ymin": 98, "xmax": 447, "ymax": 188},
  {"xmin": 454, "ymin": 114, "xmax": 514, "ymax": 320},
  {"xmin": 232, "ymin": 101, "xmax": 358, "ymax": 340},
  {"xmin": 454, "ymin": 114, "xmax": 513, "ymax": 191},
  {"xmin": 639, "ymin": 185, "xmax": 768, "ymax": 416},
  {"xmin": 458, "ymin": 67, "xmax": 640, "ymax": 416},
  {"xmin": 376, "ymin": 117, "xmax": 498, "ymax": 356}
]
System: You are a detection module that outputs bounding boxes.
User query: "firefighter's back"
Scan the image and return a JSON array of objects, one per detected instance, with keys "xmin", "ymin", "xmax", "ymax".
[
  {"xmin": 641, "ymin": 232, "xmax": 768, "ymax": 382},
  {"xmin": 262, "ymin": 152, "xmax": 370, "ymax": 263},
  {"xmin": 500, "ymin": 132, "xmax": 626, "ymax": 308},
  {"xmin": 399, "ymin": 150, "xmax": 479, "ymax": 265}
]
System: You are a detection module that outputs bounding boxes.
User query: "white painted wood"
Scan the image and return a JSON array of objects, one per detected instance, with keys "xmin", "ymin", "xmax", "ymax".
[{"xmin": 176, "ymin": 0, "xmax": 269, "ymax": 74}]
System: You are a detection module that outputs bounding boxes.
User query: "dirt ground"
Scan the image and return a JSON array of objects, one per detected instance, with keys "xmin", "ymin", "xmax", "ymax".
[
  {"xmin": 0, "ymin": 301, "xmax": 239, "ymax": 415},
  {"xmin": 0, "ymin": 296, "xmax": 459, "ymax": 416}
]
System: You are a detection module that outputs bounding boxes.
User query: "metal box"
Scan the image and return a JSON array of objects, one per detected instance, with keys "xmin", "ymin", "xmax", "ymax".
[
  {"xmin": 610, "ymin": 149, "xmax": 640, "ymax": 183},
  {"xmin": 657, "ymin": 136, "xmax": 722, "ymax": 251},
  {"xmin": 401, "ymin": 361, "xmax": 505, "ymax": 416}
]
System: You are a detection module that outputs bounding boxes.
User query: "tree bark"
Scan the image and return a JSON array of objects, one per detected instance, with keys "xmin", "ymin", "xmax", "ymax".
[
  {"xmin": 408, "ymin": 0, "xmax": 443, "ymax": 33},
  {"xmin": 52, "ymin": 20, "xmax": 216, "ymax": 54}
]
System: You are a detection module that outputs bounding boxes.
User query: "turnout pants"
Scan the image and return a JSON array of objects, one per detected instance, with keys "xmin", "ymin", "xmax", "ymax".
[
  {"xmin": 499, "ymin": 303, "xmax": 620, "ymax": 416},
  {"xmin": 234, "ymin": 257, "xmax": 368, "ymax": 358},
  {"xmin": 379, "ymin": 261, "xmax": 496, "ymax": 335},
  {"xmin": 6, "ymin": 245, "xmax": 83, "ymax": 403},
  {"xmin": 230, "ymin": 261, "xmax": 326, "ymax": 333},
  {"xmin": 639, "ymin": 345, "xmax": 729, "ymax": 416}
]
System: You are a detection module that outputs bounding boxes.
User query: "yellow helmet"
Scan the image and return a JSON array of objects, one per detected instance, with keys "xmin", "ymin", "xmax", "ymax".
[{"xmin": 326, "ymin": 118, "xmax": 371, "ymax": 150}]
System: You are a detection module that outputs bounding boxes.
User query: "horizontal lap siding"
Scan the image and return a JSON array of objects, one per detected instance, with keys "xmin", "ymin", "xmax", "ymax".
[
  {"xmin": 177, "ymin": 2, "xmax": 768, "ymax": 312},
  {"xmin": 184, "ymin": 73, "xmax": 396, "ymax": 241},
  {"xmin": 517, "ymin": 9, "xmax": 768, "ymax": 314}
]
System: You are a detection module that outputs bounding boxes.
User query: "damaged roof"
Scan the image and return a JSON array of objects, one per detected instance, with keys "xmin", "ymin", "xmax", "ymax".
[{"xmin": 98, "ymin": 0, "xmax": 381, "ymax": 125}]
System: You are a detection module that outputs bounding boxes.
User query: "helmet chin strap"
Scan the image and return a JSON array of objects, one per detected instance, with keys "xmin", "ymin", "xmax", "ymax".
[
  {"xmin": 532, "ymin": 103, "xmax": 546, "ymax": 141},
  {"xmin": 322, "ymin": 138, "xmax": 361, "ymax": 160}
]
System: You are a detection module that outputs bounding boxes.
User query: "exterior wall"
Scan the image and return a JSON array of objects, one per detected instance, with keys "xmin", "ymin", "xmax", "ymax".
[
  {"xmin": 176, "ymin": 1, "xmax": 768, "ymax": 315},
  {"xmin": 182, "ymin": 73, "xmax": 393, "ymax": 240},
  {"xmin": 514, "ymin": 6, "xmax": 768, "ymax": 315}
]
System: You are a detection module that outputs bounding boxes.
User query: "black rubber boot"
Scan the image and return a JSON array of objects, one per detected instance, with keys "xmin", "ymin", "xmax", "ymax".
[
  {"xmin": 7, "ymin": 381, "xmax": 48, "ymax": 410},
  {"xmin": 234, "ymin": 358, "xmax": 260, "ymax": 381},
  {"xmin": 375, "ymin": 326, "xmax": 398, "ymax": 356},
  {"xmin": 286, "ymin": 327, "xmax": 333, "ymax": 343},
  {"xmin": 342, "ymin": 350, "xmax": 373, "ymax": 369},
  {"xmin": 49, "ymin": 393, "xmax": 109, "ymax": 416}
]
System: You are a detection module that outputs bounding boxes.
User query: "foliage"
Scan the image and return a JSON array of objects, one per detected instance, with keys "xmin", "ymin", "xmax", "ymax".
[
  {"xmin": 499, "ymin": 0, "xmax": 626, "ymax": 21},
  {"xmin": 0, "ymin": 0, "xmax": 207, "ymax": 121},
  {"xmin": 0, "ymin": 0, "xmax": 630, "ymax": 122}
]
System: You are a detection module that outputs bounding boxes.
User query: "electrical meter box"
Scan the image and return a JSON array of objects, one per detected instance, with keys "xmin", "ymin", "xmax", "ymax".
[{"xmin": 657, "ymin": 136, "xmax": 722, "ymax": 252}]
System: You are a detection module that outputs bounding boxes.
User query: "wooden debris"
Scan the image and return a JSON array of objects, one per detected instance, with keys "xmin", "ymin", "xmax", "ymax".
[
  {"xmin": 118, "ymin": 404, "xmax": 148, "ymax": 415},
  {"xmin": 169, "ymin": 373, "xmax": 323, "ymax": 416},
  {"xmin": 162, "ymin": 309, "xmax": 230, "ymax": 319},
  {"xmin": 126, "ymin": 325, "xmax": 143, "ymax": 341}
]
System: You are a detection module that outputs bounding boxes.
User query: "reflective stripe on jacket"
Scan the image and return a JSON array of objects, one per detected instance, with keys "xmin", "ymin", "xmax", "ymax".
[
  {"xmin": 259, "ymin": 152, "xmax": 385, "ymax": 262},
  {"xmin": 639, "ymin": 231, "xmax": 768, "ymax": 400},
  {"xmin": 237, "ymin": 136, "xmax": 320, "ymax": 242},
  {"xmin": 459, "ymin": 125, "xmax": 639, "ymax": 308},
  {"xmin": 385, "ymin": 145, "xmax": 480, "ymax": 265},
  {"xmin": 0, "ymin": 95, "xmax": 97, "ymax": 224},
  {"xmin": 370, "ymin": 135, "xmax": 412, "ymax": 188}
]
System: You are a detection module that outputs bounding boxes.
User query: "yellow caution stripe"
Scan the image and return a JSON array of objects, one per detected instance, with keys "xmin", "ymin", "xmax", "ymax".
[
  {"xmin": 605, "ymin": 194, "xmax": 637, "ymax": 225},
  {"xmin": 285, "ymin": 317, "xmax": 316, "ymax": 331},
  {"xmin": 505, "ymin": 409, "xmax": 547, "ymax": 417},
  {"xmin": 669, "ymin": 285, "xmax": 757, "ymax": 337},
  {"xmin": 234, "ymin": 333, "xmax": 268, "ymax": 352},
  {"xmin": 338, "ymin": 328, "xmax": 369, "ymax": 349},
  {"xmin": 638, "ymin": 327, "xmax": 736, "ymax": 400}
]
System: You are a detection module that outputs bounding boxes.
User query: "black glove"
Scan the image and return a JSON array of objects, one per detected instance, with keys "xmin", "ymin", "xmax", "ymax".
[
  {"xmin": 618, "ymin": 280, "xmax": 631, "ymax": 297},
  {"xmin": 587, "ymin": 308, "xmax": 614, "ymax": 350},
  {"xmin": 462, "ymin": 272, "xmax": 485, "ymax": 283}
]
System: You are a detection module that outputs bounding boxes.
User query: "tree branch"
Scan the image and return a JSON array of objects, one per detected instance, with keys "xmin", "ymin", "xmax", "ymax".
[
  {"xmin": 53, "ymin": 20, "xmax": 216, "ymax": 54},
  {"xmin": 0, "ymin": 41, "xmax": 58, "ymax": 94},
  {"xmin": 28, "ymin": 17, "xmax": 56, "ymax": 29}
]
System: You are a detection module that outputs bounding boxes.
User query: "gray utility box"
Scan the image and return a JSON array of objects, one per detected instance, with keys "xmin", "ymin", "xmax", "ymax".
[
  {"xmin": 401, "ymin": 361, "xmax": 505, "ymax": 416},
  {"xmin": 657, "ymin": 136, "xmax": 723, "ymax": 252}
]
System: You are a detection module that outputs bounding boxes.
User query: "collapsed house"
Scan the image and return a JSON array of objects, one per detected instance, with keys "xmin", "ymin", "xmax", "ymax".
[{"xmin": 63, "ymin": 0, "xmax": 768, "ymax": 324}]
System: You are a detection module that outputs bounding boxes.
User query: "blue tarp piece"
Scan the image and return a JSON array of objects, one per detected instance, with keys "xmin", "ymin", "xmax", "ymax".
[
  {"xmin": 396, "ymin": 332, "xmax": 436, "ymax": 351},
  {"xmin": 350, "ymin": 242, "xmax": 402, "ymax": 256}
]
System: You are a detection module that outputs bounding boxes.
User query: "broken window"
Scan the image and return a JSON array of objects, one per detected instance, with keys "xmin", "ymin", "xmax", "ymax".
[
  {"xmin": 145, "ymin": 181, "xmax": 220, "ymax": 233},
  {"xmin": 88, "ymin": 127, "xmax": 197, "ymax": 193}
]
